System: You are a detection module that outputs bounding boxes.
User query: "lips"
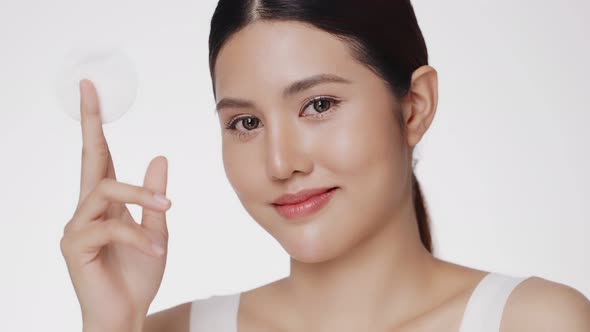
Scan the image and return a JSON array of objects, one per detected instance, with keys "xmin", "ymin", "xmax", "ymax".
[
  {"xmin": 272, "ymin": 187, "xmax": 338, "ymax": 220},
  {"xmin": 272, "ymin": 187, "xmax": 337, "ymax": 205}
]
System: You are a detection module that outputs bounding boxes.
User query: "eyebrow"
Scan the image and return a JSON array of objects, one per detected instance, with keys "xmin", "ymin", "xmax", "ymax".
[{"xmin": 214, "ymin": 73, "xmax": 352, "ymax": 113}]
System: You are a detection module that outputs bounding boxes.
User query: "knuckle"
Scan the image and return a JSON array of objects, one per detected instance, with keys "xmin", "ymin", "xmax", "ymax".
[
  {"xmin": 81, "ymin": 145, "xmax": 89, "ymax": 158},
  {"xmin": 59, "ymin": 235, "xmax": 71, "ymax": 257},
  {"xmin": 63, "ymin": 214, "xmax": 79, "ymax": 234},
  {"xmin": 96, "ymin": 141, "xmax": 111, "ymax": 157},
  {"xmin": 81, "ymin": 142, "xmax": 109, "ymax": 159},
  {"xmin": 63, "ymin": 221, "xmax": 71, "ymax": 235}
]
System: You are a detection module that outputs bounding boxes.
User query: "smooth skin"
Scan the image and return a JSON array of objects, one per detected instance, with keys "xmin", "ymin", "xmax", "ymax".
[
  {"xmin": 211, "ymin": 20, "xmax": 590, "ymax": 332},
  {"xmin": 61, "ymin": 21, "xmax": 590, "ymax": 332},
  {"xmin": 60, "ymin": 79, "xmax": 172, "ymax": 332}
]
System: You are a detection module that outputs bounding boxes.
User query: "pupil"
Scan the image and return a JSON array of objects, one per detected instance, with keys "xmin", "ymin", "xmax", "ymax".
[
  {"xmin": 316, "ymin": 100, "xmax": 330, "ymax": 112},
  {"xmin": 244, "ymin": 118, "xmax": 257, "ymax": 130}
]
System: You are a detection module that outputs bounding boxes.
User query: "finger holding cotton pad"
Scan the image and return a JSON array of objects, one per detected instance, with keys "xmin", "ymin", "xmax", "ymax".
[{"xmin": 55, "ymin": 43, "xmax": 139, "ymax": 124}]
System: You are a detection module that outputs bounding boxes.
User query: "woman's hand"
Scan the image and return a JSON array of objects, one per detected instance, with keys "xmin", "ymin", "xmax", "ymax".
[{"xmin": 60, "ymin": 79, "xmax": 172, "ymax": 331}]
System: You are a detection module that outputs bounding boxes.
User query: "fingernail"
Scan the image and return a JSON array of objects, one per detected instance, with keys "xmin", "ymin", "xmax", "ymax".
[
  {"xmin": 79, "ymin": 80, "xmax": 84, "ymax": 99},
  {"xmin": 79, "ymin": 80, "xmax": 89, "ymax": 109},
  {"xmin": 153, "ymin": 193, "xmax": 170, "ymax": 206},
  {"xmin": 80, "ymin": 79, "xmax": 88, "ymax": 92}
]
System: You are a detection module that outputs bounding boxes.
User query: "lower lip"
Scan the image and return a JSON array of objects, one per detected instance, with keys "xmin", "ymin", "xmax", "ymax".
[{"xmin": 273, "ymin": 188, "xmax": 337, "ymax": 220}]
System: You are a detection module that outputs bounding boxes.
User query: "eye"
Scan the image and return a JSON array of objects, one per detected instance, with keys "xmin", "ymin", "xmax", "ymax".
[
  {"xmin": 225, "ymin": 116, "xmax": 262, "ymax": 132},
  {"xmin": 223, "ymin": 96, "xmax": 341, "ymax": 137},
  {"xmin": 301, "ymin": 96, "xmax": 341, "ymax": 117}
]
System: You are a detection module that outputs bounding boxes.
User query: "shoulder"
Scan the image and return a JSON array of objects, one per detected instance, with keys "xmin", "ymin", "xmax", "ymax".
[
  {"xmin": 501, "ymin": 276, "xmax": 590, "ymax": 332},
  {"xmin": 143, "ymin": 301, "xmax": 192, "ymax": 332},
  {"xmin": 142, "ymin": 294, "xmax": 238, "ymax": 332}
]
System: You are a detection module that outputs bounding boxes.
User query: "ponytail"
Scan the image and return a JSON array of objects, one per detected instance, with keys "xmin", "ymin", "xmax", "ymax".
[{"xmin": 411, "ymin": 171, "xmax": 432, "ymax": 253}]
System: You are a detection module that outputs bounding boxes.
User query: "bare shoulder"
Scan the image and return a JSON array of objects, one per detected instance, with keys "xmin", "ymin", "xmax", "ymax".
[
  {"xmin": 143, "ymin": 301, "xmax": 192, "ymax": 332},
  {"xmin": 501, "ymin": 276, "xmax": 590, "ymax": 332}
]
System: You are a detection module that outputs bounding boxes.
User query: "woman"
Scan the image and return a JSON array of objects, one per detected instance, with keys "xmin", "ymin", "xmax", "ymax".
[{"xmin": 61, "ymin": 0, "xmax": 590, "ymax": 331}]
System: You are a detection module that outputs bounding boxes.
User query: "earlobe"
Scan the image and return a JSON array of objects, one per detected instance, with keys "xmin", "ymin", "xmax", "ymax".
[{"xmin": 403, "ymin": 65, "xmax": 439, "ymax": 147}]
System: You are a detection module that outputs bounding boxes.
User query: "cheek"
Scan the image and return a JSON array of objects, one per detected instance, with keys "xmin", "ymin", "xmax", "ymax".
[
  {"xmin": 310, "ymin": 103, "xmax": 409, "ymax": 236},
  {"xmin": 287, "ymin": 106, "xmax": 408, "ymax": 261},
  {"xmin": 222, "ymin": 141, "xmax": 264, "ymax": 202},
  {"xmin": 312, "ymin": 104, "xmax": 402, "ymax": 178}
]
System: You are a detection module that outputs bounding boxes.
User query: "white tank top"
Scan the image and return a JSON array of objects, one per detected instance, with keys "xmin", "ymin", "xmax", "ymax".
[{"xmin": 190, "ymin": 272, "xmax": 529, "ymax": 332}]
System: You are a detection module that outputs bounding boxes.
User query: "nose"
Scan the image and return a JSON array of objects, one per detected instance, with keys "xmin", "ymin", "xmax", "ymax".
[{"xmin": 264, "ymin": 117, "xmax": 313, "ymax": 181}]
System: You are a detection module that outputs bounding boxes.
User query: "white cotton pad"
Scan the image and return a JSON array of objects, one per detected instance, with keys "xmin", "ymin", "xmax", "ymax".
[{"xmin": 55, "ymin": 43, "xmax": 139, "ymax": 124}]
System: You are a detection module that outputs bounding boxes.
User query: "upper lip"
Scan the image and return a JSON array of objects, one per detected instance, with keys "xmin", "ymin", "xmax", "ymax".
[{"xmin": 272, "ymin": 187, "xmax": 336, "ymax": 205}]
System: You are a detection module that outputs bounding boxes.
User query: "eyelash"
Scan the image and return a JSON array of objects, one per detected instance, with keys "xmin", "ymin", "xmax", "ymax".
[{"xmin": 224, "ymin": 96, "xmax": 342, "ymax": 138}]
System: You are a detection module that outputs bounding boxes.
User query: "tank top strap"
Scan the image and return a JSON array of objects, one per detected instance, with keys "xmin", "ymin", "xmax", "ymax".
[
  {"xmin": 189, "ymin": 292, "xmax": 241, "ymax": 332},
  {"xmin": 458, "ymin": 272, "xmax": 529, "ymax": 332}
]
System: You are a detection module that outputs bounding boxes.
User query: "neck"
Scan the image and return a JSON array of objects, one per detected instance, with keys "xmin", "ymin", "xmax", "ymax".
[{"xmin": 284, "ymin": 192, "xmax": 438, "ymax": 330}]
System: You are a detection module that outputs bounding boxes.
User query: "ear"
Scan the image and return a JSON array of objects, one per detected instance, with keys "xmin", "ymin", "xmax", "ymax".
[{"xmin": 401, "ymin": 65, "xmax": 439, "ymax": 147}]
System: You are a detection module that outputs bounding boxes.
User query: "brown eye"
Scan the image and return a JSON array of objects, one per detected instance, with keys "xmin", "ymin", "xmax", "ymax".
[
  {"xmin": 313, "ymin": 98, "xmax": 332, "ymax": 113},
  {"xmin": 226, "ymin": 116, "xmax": 261, "ymax": 131},
  {"xmin": 301, "ymin": 96, "xmax": 341, "ymax": 117},
  {"xmin": 242, "ymin": 117, "xmax": 259, "ymax": 130},
  {"xmin": 224, "ymin": 115, "xmax": 262, "ymax": 139}
]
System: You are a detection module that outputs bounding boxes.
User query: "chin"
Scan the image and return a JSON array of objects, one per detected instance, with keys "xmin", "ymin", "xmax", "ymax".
[
  {"xmin": 246, "ymin": 190, "xmax": 376, "ymax": 264},
  {"xmin": 286, "ymin": 244, "xmax": 333, "ymax": 264},
  {"xmin": 281, "ymin": 224, "xmax": 363, "ymax": 264},
  {"xmin": 288, "ymin": 250, "xmax": 335, "ymax": 264}
]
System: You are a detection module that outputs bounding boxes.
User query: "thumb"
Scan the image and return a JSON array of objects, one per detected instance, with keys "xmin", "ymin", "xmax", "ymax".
[{"xmin": 141, "ymin": 155, "xmax": 170, "ymax": 239}]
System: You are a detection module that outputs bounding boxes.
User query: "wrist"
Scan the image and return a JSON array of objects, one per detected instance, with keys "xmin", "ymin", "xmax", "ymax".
[
  {"xmin": 83, "ymin": 316, "xmax": 144, "ymax": 332},
  {"xmin": 83, "ymin": 324, "xmax": 142, "ymax": 332}
]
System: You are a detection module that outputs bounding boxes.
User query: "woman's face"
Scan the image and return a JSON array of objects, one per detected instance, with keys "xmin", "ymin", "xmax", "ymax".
[{"xmin": 213, "ymin": 20, "xmax": 413, "ymax": 263}]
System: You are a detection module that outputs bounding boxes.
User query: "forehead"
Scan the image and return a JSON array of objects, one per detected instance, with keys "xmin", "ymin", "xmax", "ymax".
[{"xmin": 213, "ymin": 20, "xmax": 363, "ymax": 100}]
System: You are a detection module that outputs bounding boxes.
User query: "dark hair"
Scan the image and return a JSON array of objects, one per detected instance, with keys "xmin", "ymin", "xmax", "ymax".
[{"xmin": 208, "ymin": 0, "xmax": 433, "ymax": 253}]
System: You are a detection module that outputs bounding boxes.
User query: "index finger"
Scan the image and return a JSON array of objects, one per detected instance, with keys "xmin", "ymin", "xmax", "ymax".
[{"xmin": 78, "ymin": 79, "xmax": 110, "ymax": 203}]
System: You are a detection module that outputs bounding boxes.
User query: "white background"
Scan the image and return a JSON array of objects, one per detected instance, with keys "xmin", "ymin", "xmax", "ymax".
[{"xmin": 1, "ymin": 0, "xmax": 588, "ymax": 330}]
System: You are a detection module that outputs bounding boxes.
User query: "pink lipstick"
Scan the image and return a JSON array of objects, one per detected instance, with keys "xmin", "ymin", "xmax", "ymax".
[{"xmin": 272, "ymin": 187, "xmax": 337, "ymax": 220}]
